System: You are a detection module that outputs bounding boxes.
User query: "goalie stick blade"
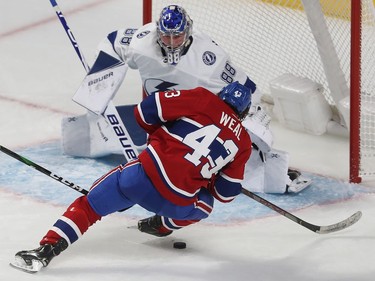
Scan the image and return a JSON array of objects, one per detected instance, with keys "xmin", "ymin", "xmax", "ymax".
[
  {"xmin": 9, "ymin": 256, "xmax": 43, "ymax": 274},
  {"xmin": 315, "ymin": 211, "xmax": 362, "ymax": 234}
]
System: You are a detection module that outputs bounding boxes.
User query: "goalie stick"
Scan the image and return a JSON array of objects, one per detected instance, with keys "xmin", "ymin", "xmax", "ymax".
[
  {"xmin": 49, "ymin": 0, "xmax": 139, "ymax": 162},
  {"xmin": 49, "ymin": 0, "xmax": 90, "ymax": 72},
  {"xmin": 241, "ymin": 187, "xmax": 362, "ymax": 234},
  {"xmin": 0, "ymin": 145, "xmax": 88, "ymax": 195}
]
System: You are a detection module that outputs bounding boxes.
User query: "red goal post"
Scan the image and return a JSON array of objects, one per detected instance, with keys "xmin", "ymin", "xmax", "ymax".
[{"xmin": 143, "ymin": 0, "xmax": 375, "ymax": 184}]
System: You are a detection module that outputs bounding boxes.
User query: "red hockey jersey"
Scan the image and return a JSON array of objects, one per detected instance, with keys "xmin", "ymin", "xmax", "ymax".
[{"xmin": 134, "ymin": 87, "xmax": 251, "ymax": 206}]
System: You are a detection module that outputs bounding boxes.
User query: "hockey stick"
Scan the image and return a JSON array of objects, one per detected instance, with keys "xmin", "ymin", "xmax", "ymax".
[
  {"xmin": 49, "ymin": 0, "xmax": 90, "ymax": 72},
  {"xmin": 49, "ymin": 0, "xmax": 139, "ymax": 162},
  {"xmin": 0, "ymin": 145, "xmax": 88, "ymax": 195},
  {"xmin": 241, "ymin": 187, "xmax": 361, "ymax": 234}
]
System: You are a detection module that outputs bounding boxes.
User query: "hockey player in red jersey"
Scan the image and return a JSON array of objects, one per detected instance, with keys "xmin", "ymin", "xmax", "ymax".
[{"xmin": 11, "ymin": 81, "xmax": 252, "ymax": 273}]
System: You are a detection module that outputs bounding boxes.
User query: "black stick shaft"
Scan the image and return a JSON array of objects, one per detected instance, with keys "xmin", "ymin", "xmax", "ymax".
[
  {"xmin": 0, "ymin": 145, "xmax": 88, "ymax": 195},
  {"xmin": 241, "ymin": 187, "xmax": 318, "ymax": 231}
]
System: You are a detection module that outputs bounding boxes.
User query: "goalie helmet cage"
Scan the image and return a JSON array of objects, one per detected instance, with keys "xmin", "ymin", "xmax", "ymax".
[{"xmin": 143, "ymin": 0, "xmax": 375, "ymax": 184}]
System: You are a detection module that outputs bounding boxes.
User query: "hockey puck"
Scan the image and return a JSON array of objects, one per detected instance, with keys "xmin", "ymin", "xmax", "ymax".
[{"xmin": 173, "ymin": 242, "xmax": 186, "ymax": 249}]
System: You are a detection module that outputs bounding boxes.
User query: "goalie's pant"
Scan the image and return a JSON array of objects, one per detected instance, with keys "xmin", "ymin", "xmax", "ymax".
[{"xmin": 40, "ymin": 161, "xmax": 213, "ymax": 246}]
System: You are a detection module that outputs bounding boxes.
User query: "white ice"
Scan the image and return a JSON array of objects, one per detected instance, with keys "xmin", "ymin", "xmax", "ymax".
[{"xmin": 1, "ymin": 1, "xmax": 375, "ymax": 280}]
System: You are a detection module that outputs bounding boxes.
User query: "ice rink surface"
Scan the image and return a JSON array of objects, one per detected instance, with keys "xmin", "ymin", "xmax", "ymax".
[{"xmin": 1, "ymin": 1, "xmax": 375, "ymax": 280}]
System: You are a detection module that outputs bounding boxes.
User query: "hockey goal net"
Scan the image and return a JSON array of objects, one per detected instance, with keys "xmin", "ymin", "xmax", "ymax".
[{"xmin": 143, "ymin": 0, "xmax": 375, "ymax": 183}]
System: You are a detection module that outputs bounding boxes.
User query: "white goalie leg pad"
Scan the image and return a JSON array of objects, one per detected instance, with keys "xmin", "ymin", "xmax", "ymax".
[
  {"xmin": 62, "ymin": 112, "xmax": 122, "ymax": 158},
  {"xmin": 62, "ymin": 114, "xmax": 90, "ymax": 157},
  {"xmin": 242, "ymin": 147, "xmax": 312, "ymax": 194},
  {"xmin": 242, "ymin": 147, "xmax": 287, "ymax": 194},
  {"xmin": 241, "ymin": 149, "xmax": 267, "ymax": 193},
  {"xmin": 263, "ymin": 149, "xmax": 290, "ymax": 194}
]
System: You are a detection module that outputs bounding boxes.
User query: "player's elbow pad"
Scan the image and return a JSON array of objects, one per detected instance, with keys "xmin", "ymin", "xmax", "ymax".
[{"xmin": 210, "ymin": 175, "xmax": 241, "ymax": 203}]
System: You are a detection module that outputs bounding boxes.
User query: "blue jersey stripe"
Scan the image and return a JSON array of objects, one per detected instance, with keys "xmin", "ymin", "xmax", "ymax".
[{"xmin": 53, "ymin": 219, "xmax": 79, "ymax": 244}]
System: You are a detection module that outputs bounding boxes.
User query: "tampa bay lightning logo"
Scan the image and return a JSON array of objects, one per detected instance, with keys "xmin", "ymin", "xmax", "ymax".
[
  {"xmin": 202, "ymin": 51, "xmax": 216, "ymax": 65},
  {"xmin": 144, "ymin": 78, "xmax": 179, "ymax": 96},
  {"xmin": 137, "ymin": 30, "xmax": 150, "ymax": 39}
]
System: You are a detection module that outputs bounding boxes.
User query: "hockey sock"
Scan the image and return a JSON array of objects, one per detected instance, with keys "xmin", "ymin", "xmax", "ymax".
[{"xmin": 40, "ymin": 196, "xmax": 102, "ymax": 245}]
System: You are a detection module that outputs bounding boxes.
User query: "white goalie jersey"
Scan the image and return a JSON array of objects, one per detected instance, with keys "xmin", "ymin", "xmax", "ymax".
[
  {"xmin": 63, "ymin": 22, "xmax": 311, "ymax": 194},
  {"xmin": 96, "ymin": 23, "xmax": 257, "ymax": 96}
]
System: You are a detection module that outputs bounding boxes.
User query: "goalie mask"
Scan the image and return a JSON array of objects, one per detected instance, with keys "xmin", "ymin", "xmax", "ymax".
[
  {"xmin": 157, "ymin": 5, "xmax": 193, "ymax": 65},
  {"xmin": 219, "ymin": 81, "xmax": 252, "ymax": 120}
]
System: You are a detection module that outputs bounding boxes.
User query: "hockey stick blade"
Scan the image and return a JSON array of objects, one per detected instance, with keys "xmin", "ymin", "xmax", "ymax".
[
  {"xmin": 314, "ymin": 211, "xmax": 362, "ymax": 234},
  {"xmin": 241, "ymin": 187, "xmax": 362, "ymax": 234}
]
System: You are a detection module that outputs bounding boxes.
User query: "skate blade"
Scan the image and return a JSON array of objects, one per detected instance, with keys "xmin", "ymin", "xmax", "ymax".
[{"xmin": 9, "ymin": 256, "xmax": 43, "ymax": 273}]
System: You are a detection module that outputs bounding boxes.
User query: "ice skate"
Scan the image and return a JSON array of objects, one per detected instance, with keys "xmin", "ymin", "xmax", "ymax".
[
  {"xmin": 138, "ymin": 215, "xmax": 173, "ymax": 237},
  {"xmin": 10, "ymin": 238, "xmax": 68, "ymax": 273}
]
